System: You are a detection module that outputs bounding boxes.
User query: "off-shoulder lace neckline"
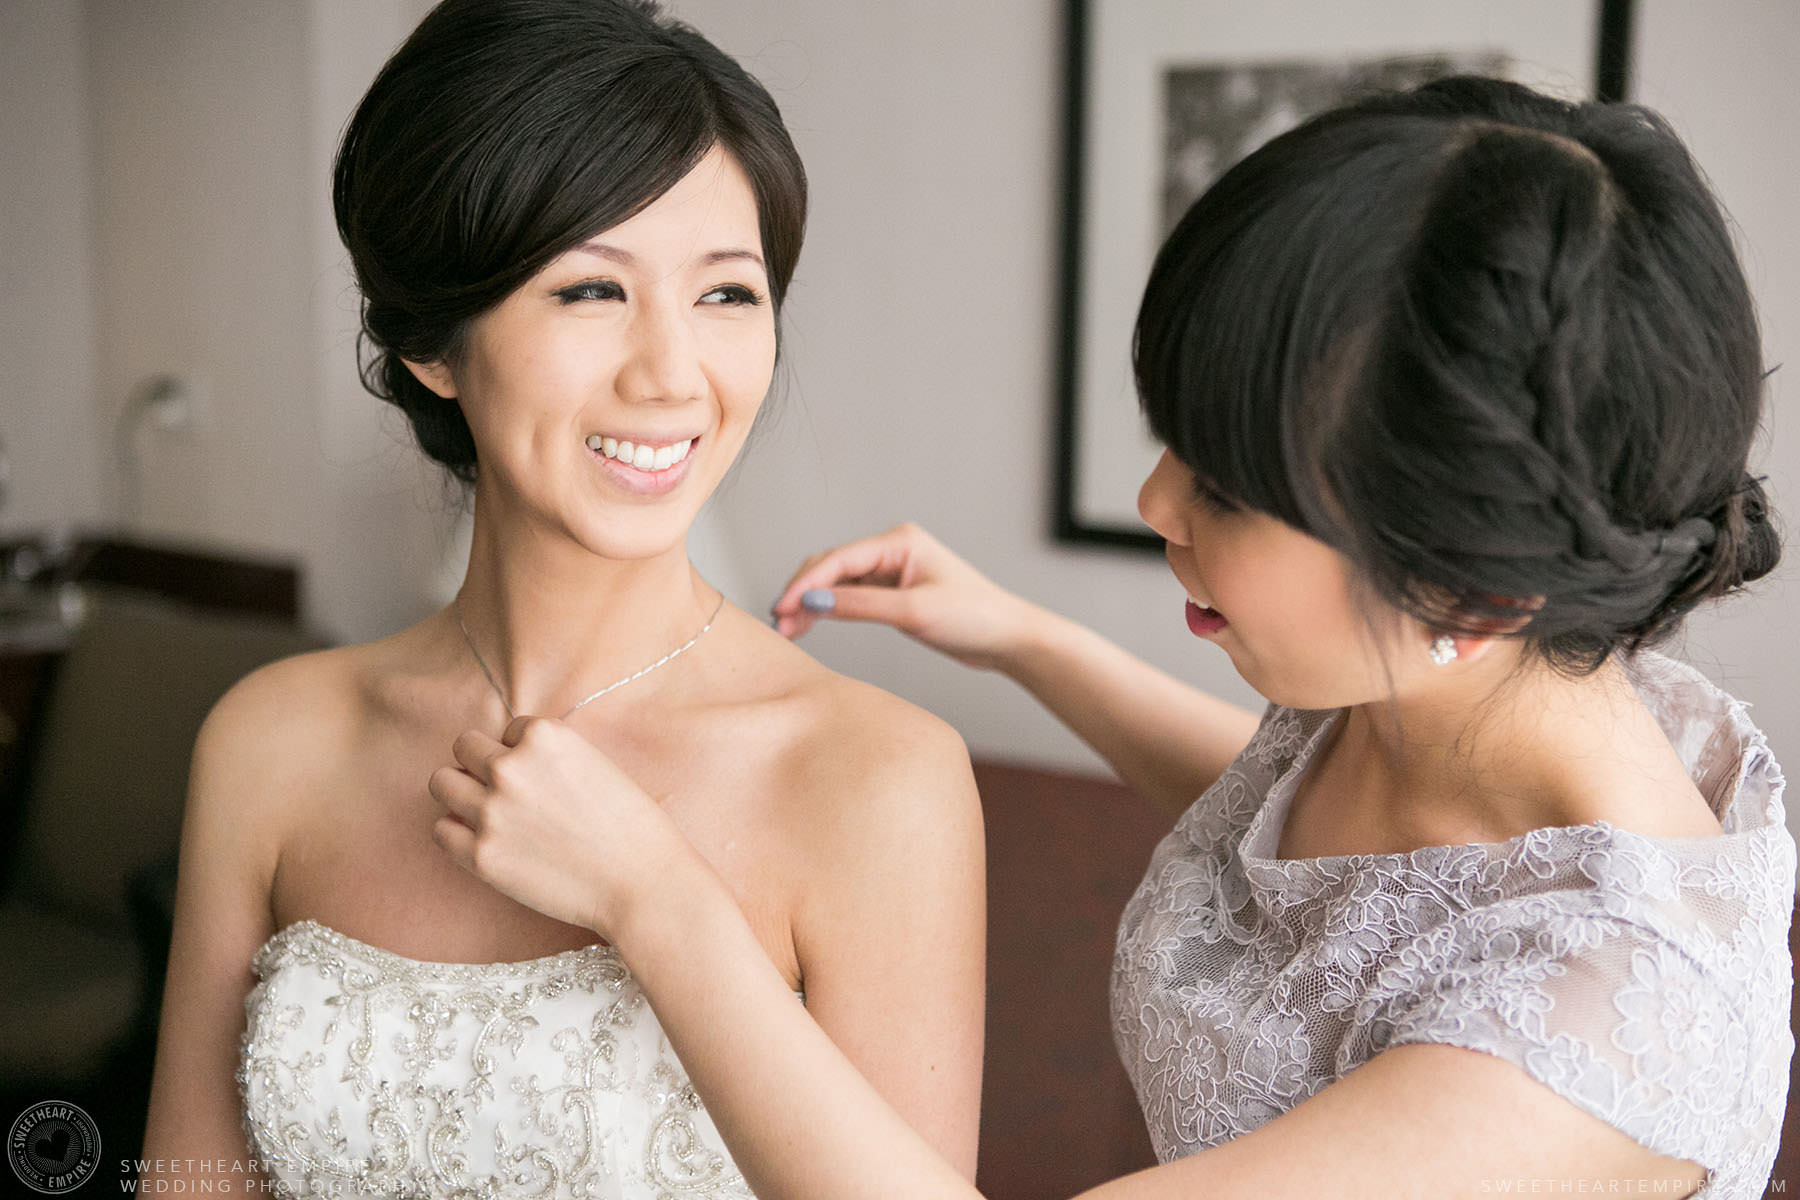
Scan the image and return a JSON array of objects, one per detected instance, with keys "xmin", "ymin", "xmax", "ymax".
[
  {"xmin": 1112, "ymin": 650, "xmax": 1791, "ymax": 1193},
  {"xmin": 1243, "ymin": 651, "xmax": 1769, "ymax": 869},
  {"xmin": 1242, "ymin": 710, "xmax": 1731, "ymax": 868}
]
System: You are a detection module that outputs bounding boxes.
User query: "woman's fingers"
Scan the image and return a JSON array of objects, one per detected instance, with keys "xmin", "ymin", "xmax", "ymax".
[
  {"xmin": 772, "ymin": 580, "xmax": 932, "ymax": 641},
  {"xmin": 430, "ymin": 716, "xmax": 673, "ymax": 935},
  {"xmin": 432, "ymin": 812, "xmax": 478, "ymax": 869},
  {"xmin": 502, "ymin": 714, "xmax": 551, "ymax": 749},
  {"xmin": 451, "ymin": 727, "xmax": 508, "ymax": 784},
  {"xmin": 770, "ymin": 524, "xmax": 925, "ymax": 617},
  {"xmin": 428, "ymin": 762, "xmax": 486, "ymax": 828},
  {"xmin": 814, "ymin": 584, "xmax": 920, "ymax": 629}
]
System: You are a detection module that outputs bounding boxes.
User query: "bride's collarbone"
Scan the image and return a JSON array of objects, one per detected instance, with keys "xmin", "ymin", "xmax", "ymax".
[{"xmin": 266, "ymin": 690, "xmax": 812, "ymax": 974}]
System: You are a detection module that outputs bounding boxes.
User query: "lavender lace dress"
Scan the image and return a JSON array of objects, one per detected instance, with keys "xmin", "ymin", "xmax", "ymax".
[{"xmin": 1113, "ymin": 652, "xmax": 1794, "ymax": 1197}]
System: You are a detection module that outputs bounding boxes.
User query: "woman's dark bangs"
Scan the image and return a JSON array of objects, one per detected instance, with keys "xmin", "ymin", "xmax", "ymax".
[
  {"xmin": 475, "ymin": 57, "xmax": 722, "ymax": 291},
  {"xmin": 1134, "ymin": 110, "xmax": 1453, "ymax": 539},
  {"xmin": 1135, "ymin": 153, "xmax": 1349, "ymax": 532}
]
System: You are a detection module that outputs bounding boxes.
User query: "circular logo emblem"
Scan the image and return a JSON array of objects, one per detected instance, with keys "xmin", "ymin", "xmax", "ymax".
[{"xmin": 8, "ymin": 1100, "xmax": 101, "ymax": 1193}]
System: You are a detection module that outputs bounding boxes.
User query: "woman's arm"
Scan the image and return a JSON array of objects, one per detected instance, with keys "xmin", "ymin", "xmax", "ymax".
[
  {"xmin": 782, "ymin": 696, "xmax": 986, "ymax": 1175},
  {"xmin": 617, "ymin": 852, "xmax": 1708, "ymax": 1200},
  {"xmin": 996, "ymin": 600, "xmax": 1260, "ymax": 816},
  {"xmin": 424, "ymin": 705, "xmax": 983, "ymax": 1173},
  {"xmin": 770, "ymin": 523, "xmax": 1259, "ymax": 815},
  {"xmin": 622, "ymin": 843, "xmax": 981, "ymax": 1200},
  {"xmin": 431, "ymin": 721, "xmax": 1709, "ymax": 1200},
  {"xmin": 139, "ymin": 670, "xmax": 290, "ymax": 1191}
]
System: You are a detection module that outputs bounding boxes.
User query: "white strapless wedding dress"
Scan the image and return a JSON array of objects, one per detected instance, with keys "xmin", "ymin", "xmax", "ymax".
[{"xmin": 239, "ymin": 918, "xmax": 787, "ymax": 1198}]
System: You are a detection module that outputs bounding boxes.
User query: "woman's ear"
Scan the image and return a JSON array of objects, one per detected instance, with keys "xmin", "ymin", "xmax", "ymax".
[
  {"xmin": 1434, "ymin": 595, "xmax": 1546, "ymax": 665},
  {"xmin": 403, "ymin": 357, "xmax": 458, "ymax": 399}
]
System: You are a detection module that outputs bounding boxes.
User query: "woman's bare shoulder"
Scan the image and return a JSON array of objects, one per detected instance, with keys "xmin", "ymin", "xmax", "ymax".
[
  {"xmin": 189, "ymin": 630, "xmax": 427, "ymax": 828},
  {"xmin": 716, "ymin": 609, "xmax": 970, "ymax": 782},
  {"xmin": 737, "ymin": 621, "xmax": 985, "ymax": 990},
  {"xmin": 726, "ymin": 616, "xmax": 978, "ymax": 838},
  {"xmin": 800, "ymin": 674, "xmax": 972, "ymax": 789},
  {"xmin": 199, "ymin": 642, "xmax": 368, "ymax": 758}
]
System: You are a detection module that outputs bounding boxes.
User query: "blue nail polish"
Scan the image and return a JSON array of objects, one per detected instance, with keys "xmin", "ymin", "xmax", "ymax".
[{"xmin": 801, "ymin": 589, "xmax": 836, "ymax": 613}]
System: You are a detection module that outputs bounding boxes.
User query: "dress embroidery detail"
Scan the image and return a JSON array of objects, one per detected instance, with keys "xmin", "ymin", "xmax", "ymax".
[
  {"xmin": 1111, "ymin": 652, "xmax": 1794, "ymax": 1199},
  {"xmin": 238, "ymin": 919, "xmax": 786, "ymax": 1198}
]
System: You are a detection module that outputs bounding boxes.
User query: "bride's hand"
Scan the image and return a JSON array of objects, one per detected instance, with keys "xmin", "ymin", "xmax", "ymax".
[
  {"xmin": 428, "ymin": 716, "xmax": 690, "ymax": 940},
  {"xmin": 769, "ymin": 521, "xmax": 1037, "ymax": 671}
]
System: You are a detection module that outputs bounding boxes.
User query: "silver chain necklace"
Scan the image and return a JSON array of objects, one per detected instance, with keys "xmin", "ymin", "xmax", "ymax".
[{"xmin": 454, "ymin": 591, "xmax": 727, "ymax": 721}]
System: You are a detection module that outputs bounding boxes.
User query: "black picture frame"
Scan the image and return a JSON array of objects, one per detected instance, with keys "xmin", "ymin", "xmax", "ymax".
[{"xmin": 1051, "ymin": 0, "xmax": 1637, "ymax": 551}]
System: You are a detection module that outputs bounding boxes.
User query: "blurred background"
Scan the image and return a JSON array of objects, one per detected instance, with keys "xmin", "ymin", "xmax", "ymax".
[{"xmin": 1, "ymin": 1, "xmax": 1795, "ymax": 1195}]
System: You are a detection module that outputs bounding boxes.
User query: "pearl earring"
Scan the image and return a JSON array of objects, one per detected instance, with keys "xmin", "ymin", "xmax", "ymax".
[{"xmin": 1427, "ymin": 635, "xmax": 1458, "ymax": 666}]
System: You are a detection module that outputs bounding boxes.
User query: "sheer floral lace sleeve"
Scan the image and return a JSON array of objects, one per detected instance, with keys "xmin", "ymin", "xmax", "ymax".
[{"xmin": 1112, "ymin": 652, "xmax": 1794, "ymax": 1200}]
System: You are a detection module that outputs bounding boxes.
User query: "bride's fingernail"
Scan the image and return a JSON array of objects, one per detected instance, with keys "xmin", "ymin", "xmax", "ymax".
[{"xmin": 801, "ymin": 589, "xmax": 835, "ymax": 613}]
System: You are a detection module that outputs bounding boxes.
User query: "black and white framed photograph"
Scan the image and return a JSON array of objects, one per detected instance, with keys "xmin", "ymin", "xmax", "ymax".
[{"xmin": 1053, "ymin": 0, "xmax": 1635, "ymax": 549}]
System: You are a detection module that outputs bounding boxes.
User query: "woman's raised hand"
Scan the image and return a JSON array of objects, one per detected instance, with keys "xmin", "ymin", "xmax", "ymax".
[
  {"xmin": 770, "ymin": 522, "xmax": 1036, "ymax": 670},
  {"xmin": 429, "ymin": 716, "xmax": 695, "ymax": 943}
]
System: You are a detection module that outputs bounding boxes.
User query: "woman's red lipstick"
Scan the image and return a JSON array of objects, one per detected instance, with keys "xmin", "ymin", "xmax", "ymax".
[{"xmin": 1186, "ymin": 599, "xmax": 1228, "ymax": 637}]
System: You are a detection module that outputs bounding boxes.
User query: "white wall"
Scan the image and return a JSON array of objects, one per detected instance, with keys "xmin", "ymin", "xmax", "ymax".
[
  {"xmin": 664, "ymin": 0, "xmax": 1800, "ymax": 790},
  {"xmin": 0, "ymin": 3, "xmax": 104, "ymax": 533},
  {"xmin": 1635, "ymin": 0, "xmax": 1800, "ymax": 746},
  {"xmin": 671, "ymin": 0, "xmax": 1262, "ymax": 783},
  {"xmin": 84, "ymin": 0, "xmax": 317, "ymax": 556},
  {"xmin": 65, "ymin": 0, "xmax": 458, "ymax": 642}
]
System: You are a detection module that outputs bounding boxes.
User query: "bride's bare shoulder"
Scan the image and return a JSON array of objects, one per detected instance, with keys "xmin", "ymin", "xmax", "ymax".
[
  {"xmin": 720, "ymin": 611, "xmax": 984, "ymax": 969},
  {"xmin": 190, "ymin": 625, "xmax": 429, "ymax": 804},
  {"xmin": 724, "ymin": 609, "xmax": 977, "ymax": 810},
  {"xmin": 796, "ymin": 673, "xmax": 973, "ymax": 791}
]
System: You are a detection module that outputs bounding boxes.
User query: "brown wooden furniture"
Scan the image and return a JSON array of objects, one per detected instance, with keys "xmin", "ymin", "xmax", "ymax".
[
  {"xmin": 0, "ymin": 651, "xmax": 56, "ymax": 822},
  {"xmin": 0, "ymin": 530, "xmax": 303, "ymax": 800},
  {"xmin": 0, "ymin": 532, "xmax": 315, "ymax": 1194},
  {"xmin": 975, "ymin": 759, "xmax": 1165, "ymax": 1198},
  {"xmin": 61, "ymin": 534, "xmax": 301, "ymax": 621}
]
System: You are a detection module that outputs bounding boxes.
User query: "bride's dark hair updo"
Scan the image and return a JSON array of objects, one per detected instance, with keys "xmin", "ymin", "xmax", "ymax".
[
  {"xmin": 1136, "ymin": 75, "xmax": 1779, "ymax": 673},
  {"xmin": 334, "ymin": 0, "xmax": 807, "ymax": 484}
]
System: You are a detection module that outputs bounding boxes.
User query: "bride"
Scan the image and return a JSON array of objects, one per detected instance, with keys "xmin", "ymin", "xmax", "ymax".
[{"xmin": 138, "ymin": 1, "xmax": 984, "ymax": 1194}]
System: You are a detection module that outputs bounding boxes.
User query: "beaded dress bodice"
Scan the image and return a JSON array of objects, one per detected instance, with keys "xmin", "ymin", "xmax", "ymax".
[{"xmin": 239, "ymin": 919, "xmax": 780, "ymax": 1198}]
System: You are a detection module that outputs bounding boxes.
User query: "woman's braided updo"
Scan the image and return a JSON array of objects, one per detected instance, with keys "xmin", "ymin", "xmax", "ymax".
[{"xmin": 1136, "ymin": 76, "xmax": 1777, "ymax": 673}]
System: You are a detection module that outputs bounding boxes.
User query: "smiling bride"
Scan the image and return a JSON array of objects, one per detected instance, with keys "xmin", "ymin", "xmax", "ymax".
[{"xmin": 137, "ymin": 2, "xmax": 985, "ymax": 1195}]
